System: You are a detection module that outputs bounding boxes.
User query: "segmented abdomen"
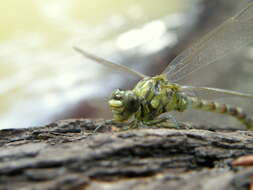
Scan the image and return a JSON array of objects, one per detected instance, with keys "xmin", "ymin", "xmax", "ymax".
[{"xmin": 188, "ymin": 97, "xmax": 253, "ymax": 129}]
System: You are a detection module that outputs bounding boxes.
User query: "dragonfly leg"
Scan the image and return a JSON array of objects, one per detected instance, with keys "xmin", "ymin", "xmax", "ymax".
[
  {"xmin": 143, "ymin": 115, "xmax": 180, "ymax": 128},
  {"xmin": 120, "ymin": 120, "xmax": 141, "ymax": 131},
  {"xmin": 92, "ymin": 123, "xmax": 104, "ymax": 134},
  {"xmin": 92, "ymin": 119, "xmax": 119, "ymax": 134}
]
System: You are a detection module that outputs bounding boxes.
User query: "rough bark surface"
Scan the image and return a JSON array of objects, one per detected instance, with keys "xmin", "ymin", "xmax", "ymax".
[{"xmin": 1, "ymin": 119, "xmax": 253, "ymax": 190}]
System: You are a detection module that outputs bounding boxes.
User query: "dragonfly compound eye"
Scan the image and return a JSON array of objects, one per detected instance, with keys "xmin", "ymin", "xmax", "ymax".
[{"xmin": 108, "ymin": 90, "xmax": 139, "ymax": 122}]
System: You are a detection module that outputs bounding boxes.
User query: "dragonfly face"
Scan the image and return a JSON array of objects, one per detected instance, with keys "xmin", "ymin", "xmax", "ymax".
[{"xmin": 108, "ymin": 89, "xmax": 140, "ymax": 121}]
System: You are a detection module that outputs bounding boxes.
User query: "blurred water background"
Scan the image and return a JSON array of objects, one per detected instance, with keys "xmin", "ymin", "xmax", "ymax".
[{"xmin": 1, "ymin": 0, "xmax": 253, "ymax": 129}]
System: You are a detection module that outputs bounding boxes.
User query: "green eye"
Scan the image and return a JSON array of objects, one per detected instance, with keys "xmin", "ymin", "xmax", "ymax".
[{"xmin": 114, "ymin": 94, "xmax": 122, "ymax": 100}]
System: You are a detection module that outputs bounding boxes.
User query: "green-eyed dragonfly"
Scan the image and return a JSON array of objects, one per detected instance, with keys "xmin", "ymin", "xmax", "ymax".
[{"xmin": 74, "ymin": 3, "xmax": 253, "ymax": 129}]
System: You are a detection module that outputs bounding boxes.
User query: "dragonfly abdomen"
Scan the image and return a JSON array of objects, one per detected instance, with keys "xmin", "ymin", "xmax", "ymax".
[{"xmin": 188, "ymin": 97, "xmax": 253, "ymax": 129}]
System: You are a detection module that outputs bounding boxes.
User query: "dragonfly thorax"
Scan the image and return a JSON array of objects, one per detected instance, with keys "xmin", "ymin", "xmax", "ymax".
[
  {"xmin": 132, "ymin": 75, "xmax": 177, "ymax": 121},
  {"xmin": 109, "ymin": 75, "xmax": 188, "ymax": 123}
]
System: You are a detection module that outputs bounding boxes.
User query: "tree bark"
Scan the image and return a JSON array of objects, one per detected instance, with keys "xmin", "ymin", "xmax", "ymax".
[{"xmin": 1, "ymin": 119, "xmax": 253, "ymax": 190}]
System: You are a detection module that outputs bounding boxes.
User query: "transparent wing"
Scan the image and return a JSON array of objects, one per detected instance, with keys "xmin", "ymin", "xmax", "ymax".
[
  {"xmin": 181, "ymin": 85, "xmax": 253, "ymax": 100},
  {"xmin": 163, "ymin": 3, "xmax": 253, "ymax": 82},
  {"xmin": 74, "ymin": 46, "xmax": 148, "ymax": 79}
]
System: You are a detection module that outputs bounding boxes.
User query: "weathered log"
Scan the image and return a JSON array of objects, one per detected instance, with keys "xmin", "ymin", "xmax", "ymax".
[{"xmin": 0, "ymin": 119, "xmax": 253, "ymax": 190}]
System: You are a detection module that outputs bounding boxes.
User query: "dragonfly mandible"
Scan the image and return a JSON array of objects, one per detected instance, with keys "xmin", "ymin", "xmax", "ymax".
[{"xmin": 74, "ymin": 2, "xmax": 253, "ymax": 129}]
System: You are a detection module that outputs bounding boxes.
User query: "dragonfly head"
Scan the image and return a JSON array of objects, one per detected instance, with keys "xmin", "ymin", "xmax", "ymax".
[{"xmin": 108, "ymin": 89, "xmax": 139, "ymax": 122}]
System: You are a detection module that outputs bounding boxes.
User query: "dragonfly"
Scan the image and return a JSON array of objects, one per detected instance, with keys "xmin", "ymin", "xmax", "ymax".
[{"xmin": 74, "ymin": 2, "xmax": 253, "ymax": 130}]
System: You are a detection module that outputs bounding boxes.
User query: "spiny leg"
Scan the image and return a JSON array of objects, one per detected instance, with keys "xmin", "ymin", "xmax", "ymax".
[
  {"xmin": 92, "ymin": 123, "xmax": 105, "ymax": 134},
  {"xmin": 92, "ymin": 119, "xmax": 119, "ymax": 134},
  {"xmin": 92, "ymin": 119, "xmax": 144, "ymax": 133},
  {"xmin": 92, "ymin": 119, "xmax": 131, "ymax": 134},
  {"xmin": 143, "ymin": 115, "xmax": 180, "ymax": 128},
  {"xmin": 120, "ymin": 120, "xmax": 141, "ymax": 131}
]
